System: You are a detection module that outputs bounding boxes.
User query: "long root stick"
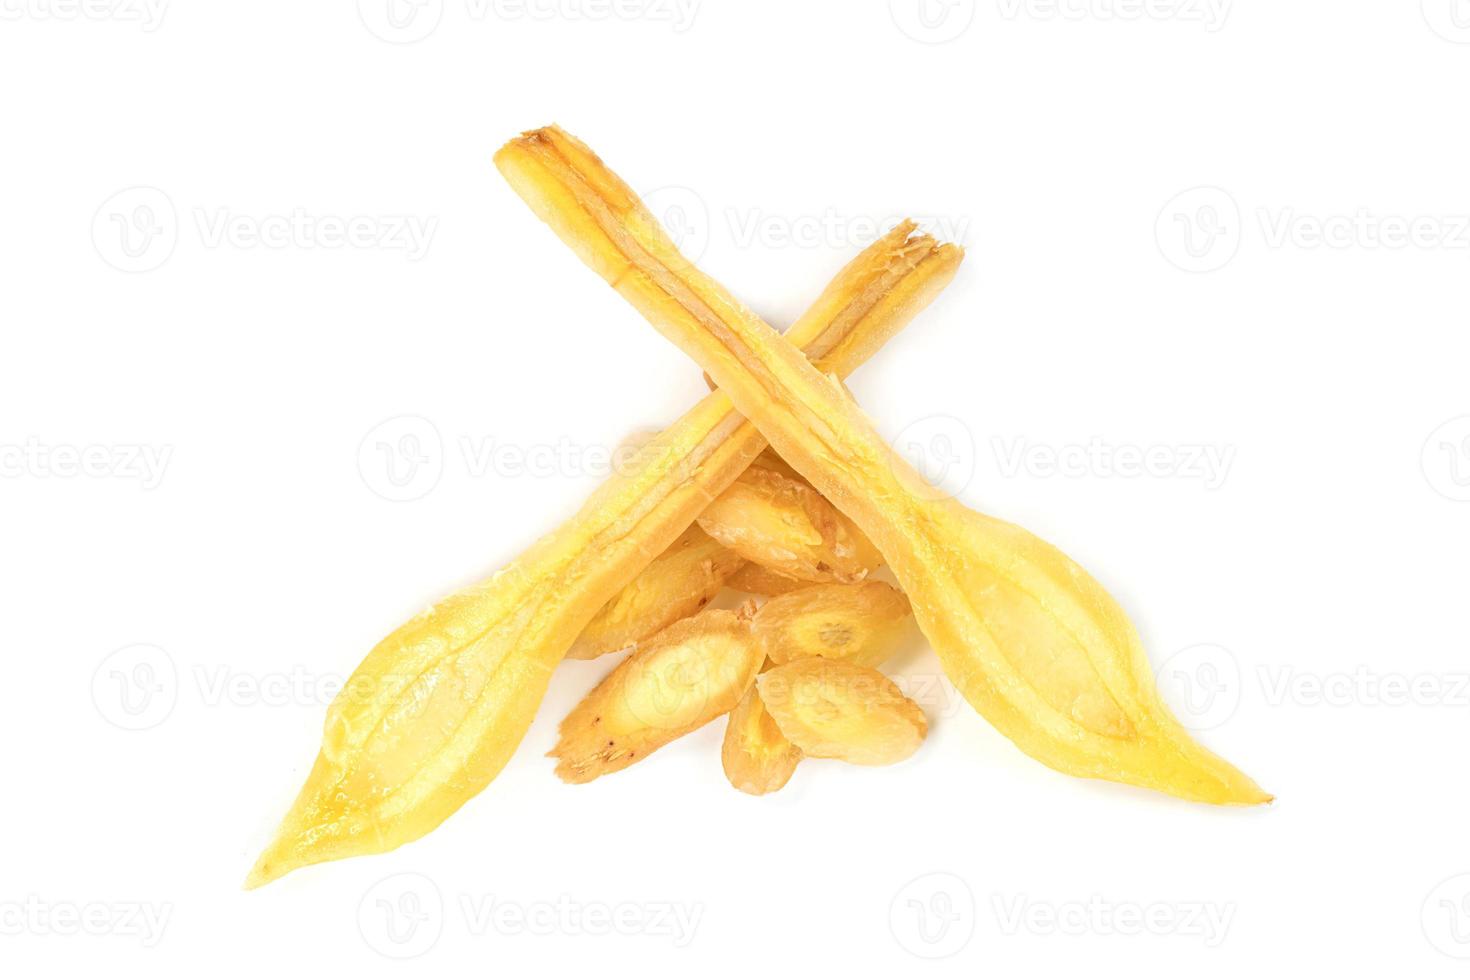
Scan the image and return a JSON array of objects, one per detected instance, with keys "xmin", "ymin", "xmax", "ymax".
[
  {"xmin": 497, "ymin": 125, "xmax": 1268, "ymax": 805},
  {"xmin": 246, "ymin": 204, "xmax": 963, "ymax": 886}
]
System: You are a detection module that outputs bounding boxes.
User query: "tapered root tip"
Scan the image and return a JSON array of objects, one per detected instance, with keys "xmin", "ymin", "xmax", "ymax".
[
  {"xmin": 243, "ymin": 856, "xmax": 279, "ymax": 891},
  {"xmin": 243, "ymin": 838, "xmax": 304, "ymax": 891},
  {"xmin": 242, "ymin": 864, "xmax": 272, "ymax": 891}
]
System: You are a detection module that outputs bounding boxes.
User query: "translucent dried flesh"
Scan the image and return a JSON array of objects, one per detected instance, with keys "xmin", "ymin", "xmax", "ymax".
[
  {"xmin": 698, "ymin": 464, "xmax": 882, "ymax": 584},
  {"xmin": 568, "ymin": 527, "xmax": 743, "ymax": 660},
  {"xmin": 498, "ymin": 125, "xmax": 1268, "ymax": 805},
  {"xmin": 720, "ymin": 677, "xmax": 802, "ymax": 795},
  {"xmin": 757, "ymin": 659, "xmax": 927, "ymax": 766},
  {"xmin": 553, "ymin": 606, "xmax": 763, "ymax": 783},
  {"xmin": 751, "ymin": 448, "xmax": 804, "ymax": 482},
  {"xmin": 246, "ymin": 200, "xmax": 963, "ymax": 886},
  {"xmin": 726, "ymin": 562, "xmax": 806, "ymax": 596},
  {"xmin": 245, "ymin": 404, "xmax": 759, "ymax": 889},
  {"xmin": 753, "ymin": 581, "xmax": 912, "ymax": 668}
]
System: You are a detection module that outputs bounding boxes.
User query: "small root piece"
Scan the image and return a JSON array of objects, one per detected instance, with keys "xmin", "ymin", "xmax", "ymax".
[
  {"xmin": 553, "ymin": 605, "xmax": 763, "ymax": 783},
  {"xmin": 721, "ymin": 677, "xmax": 802, "ymax": 795},
  {"xmin": 758, "ymin": 659, "xmax": 927, "ymax": 766},
  {"xmin": 697, "ymin": 465, "xmax": 881, "ymax": 584},
  {"xmin": 569, "ymin": 527, "xmax": 743, "ymax": 659},
  {"xmin": 753, "ymin": 581, "xmax": 912, "ymax": 667}
]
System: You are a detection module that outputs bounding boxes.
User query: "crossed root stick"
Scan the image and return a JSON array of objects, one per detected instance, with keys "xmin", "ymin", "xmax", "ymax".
[{"xmin": 245, "ymin": 126, "xmax": 1268, "ymax": 890}]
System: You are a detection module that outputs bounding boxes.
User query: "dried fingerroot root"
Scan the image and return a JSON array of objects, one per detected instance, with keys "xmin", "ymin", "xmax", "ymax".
[
  {"xmin": 244, "ymin": 158, "xmax": 970, "ymax": 889},
  {"xmin": 753, "ymin": 581, "xmax": 912, "ymax": 668},
  {"xmin": 568, "ymin": 527, "xmax": 743, "ymax": 659},
  {"xmin": 498, "ymin": 124, "xmax": 1268, "ymax": 805},
  {"xmin": 721, "ymin": 676, "xmax": 803, "ymax": 795},
  {"xmin": 749, "ymin": 448, "xmax": 803, "ymax": 482},
  {"xmin": 552, "ymin": 604, "xmax": 763, "ymax": 783},
  {"xmin": 697, "ymin": 464, "xmax": 881, "ymax": 585},
  {"xmin": 757, "ymin": 659, "xmax": 927, "ymax": 766},
  {"xmin": 726, "ymin": 562, "xmax": 806, "ymax": 596}
]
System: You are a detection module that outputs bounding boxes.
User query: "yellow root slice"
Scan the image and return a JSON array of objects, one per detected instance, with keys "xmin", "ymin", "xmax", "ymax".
[
  {"xmin": 246, "ymin": 205, "xmax": 963, "ymax": 886},
  {"xmin": 497, "ymin": 124, "xmax": 1269, "ymax": 805},
  {"xmin": 757, "ymin": 659, "xmax": 927, "ymax": 766},
  {"xmin": 568, "ymin": 527, "xmax": 743, "ymax": 660},
  {"xmin": 553, "ymin": 606, "xmax": 763, "ymax": 783},
  {"xmin": 721, "ymin": 676, "xmax": 803, "ymax": 795},
  {"xmin": 697, "ymin": 464, "xmax": 882, "ymax": 584},
  {"xmin": 753, "ymin": 581, "xmax": 912, "ymax": 668},
  {"xmin": 726, "ymin": 562, "xmax": 806, "ymax": 596}
]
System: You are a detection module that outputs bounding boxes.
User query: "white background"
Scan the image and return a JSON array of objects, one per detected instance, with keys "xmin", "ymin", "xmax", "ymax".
[{"xmin": 3, "ymin": 0, "xmax": 1469, "ymax": 975}]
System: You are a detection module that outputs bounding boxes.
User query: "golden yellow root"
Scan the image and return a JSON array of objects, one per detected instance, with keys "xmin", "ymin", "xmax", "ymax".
[
  {"xmin": 697, "ymin": 465, "xmax": 882, "ymax": 584},
  {"xmin": 721, "ymin": 678, "xmax": 803, "ymax": 795},
  {"xmin": 753, "ymin": 581, "xmax": 912, "ymax": 668},
  {"xmin": 497, "ymin": 124, "xmax": 1269, "ymax": 805},
  {"xmin": 246, "ymin": 199, "xmax": 964, "ymax": 886},
  {"xmin": 552, "ymin": 606, "xmax": 763, "ymax": 783},
  {"xmin": 726, "ymin": 563, "xmax": 806, "ymax": 596},
  {"xmin": 757, "ymin": 659, "xmax": 927, "ymax": 766},
  {"xmin": 568, "ymin": 527, "xmax": 743, "ymax": 659}
]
